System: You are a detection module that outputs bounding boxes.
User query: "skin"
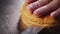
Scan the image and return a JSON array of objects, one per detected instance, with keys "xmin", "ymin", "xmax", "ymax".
[{"xmin": 26, "ymin": 0, "xmax": 60, "ymax": 20}]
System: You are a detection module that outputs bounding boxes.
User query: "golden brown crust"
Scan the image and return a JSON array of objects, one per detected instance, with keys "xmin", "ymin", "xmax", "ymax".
[{"xmin": 20, "ymin": 2, "xmax": 57, "ymax": 28}]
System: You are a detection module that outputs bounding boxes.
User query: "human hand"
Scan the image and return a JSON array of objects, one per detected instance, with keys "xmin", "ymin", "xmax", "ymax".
[{"xmin": 26, "ymin": 0, "xmax": 60, "ymax": 20}]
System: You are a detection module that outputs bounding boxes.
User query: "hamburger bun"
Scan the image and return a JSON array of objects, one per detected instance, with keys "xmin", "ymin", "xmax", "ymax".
[{"xmin": 20, "ymin": 2, "xmax": 58, "ymax": 31}]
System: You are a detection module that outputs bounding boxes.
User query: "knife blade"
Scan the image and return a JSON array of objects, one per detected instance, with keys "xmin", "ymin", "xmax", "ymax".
[{"xmin": 21, "ymin": 25, "xmax": 45, "ymax": 34}]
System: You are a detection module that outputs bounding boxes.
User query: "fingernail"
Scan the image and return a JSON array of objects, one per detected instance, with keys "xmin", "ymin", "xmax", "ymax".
[
  {"xmin": 33, "ymin": 11, "xmax": 42, "ymax": 17},
  {"xmin": 50, "ymin": 11, "xmax": 60, "ymax": 20},
  {"xmin": 27, "ymin": 4, "xmax": 35, "ymax": 13},
  {"xmin": 33, "ymin": 9, "xmax": 48, "ymax": 17}
]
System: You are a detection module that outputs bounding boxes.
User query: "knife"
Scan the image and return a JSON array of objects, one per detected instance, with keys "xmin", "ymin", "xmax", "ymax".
[{"xmin": 21, "ymin": 25, "xmax": 45, "ymax": 34}]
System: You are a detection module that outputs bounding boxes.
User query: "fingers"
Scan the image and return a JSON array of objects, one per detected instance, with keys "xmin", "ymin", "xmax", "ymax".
[
  {"xmin": 50, "ymin": 8, "xmax": 60, "ymax": 20},
  {"xmin": 26, "ymin": 0, "xmax": 37, "ymax": 3},
  {"xmin": 27, "ymin": 0, "xmax": 52, "ymax": 13},
  {"xmin": 33, "ymin": 0, "xmax": 60, "ymax": 17}
]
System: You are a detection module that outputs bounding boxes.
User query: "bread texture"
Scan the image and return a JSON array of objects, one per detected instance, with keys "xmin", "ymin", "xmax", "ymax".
[{"xmin": 21, "ymin": 2, "xmax": 57, "ymax": 28}]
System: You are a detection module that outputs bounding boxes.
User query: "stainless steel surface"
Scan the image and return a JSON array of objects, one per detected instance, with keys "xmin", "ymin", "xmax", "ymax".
[{"xmin": 0, "ymin": 0, "xmax": 25, "ymax": 34}]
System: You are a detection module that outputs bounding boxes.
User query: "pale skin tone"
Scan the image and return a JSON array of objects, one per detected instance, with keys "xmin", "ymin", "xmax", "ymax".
[{"xmin": 26, "ymin": 0, "xmax": 60, "ymax": 20}]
